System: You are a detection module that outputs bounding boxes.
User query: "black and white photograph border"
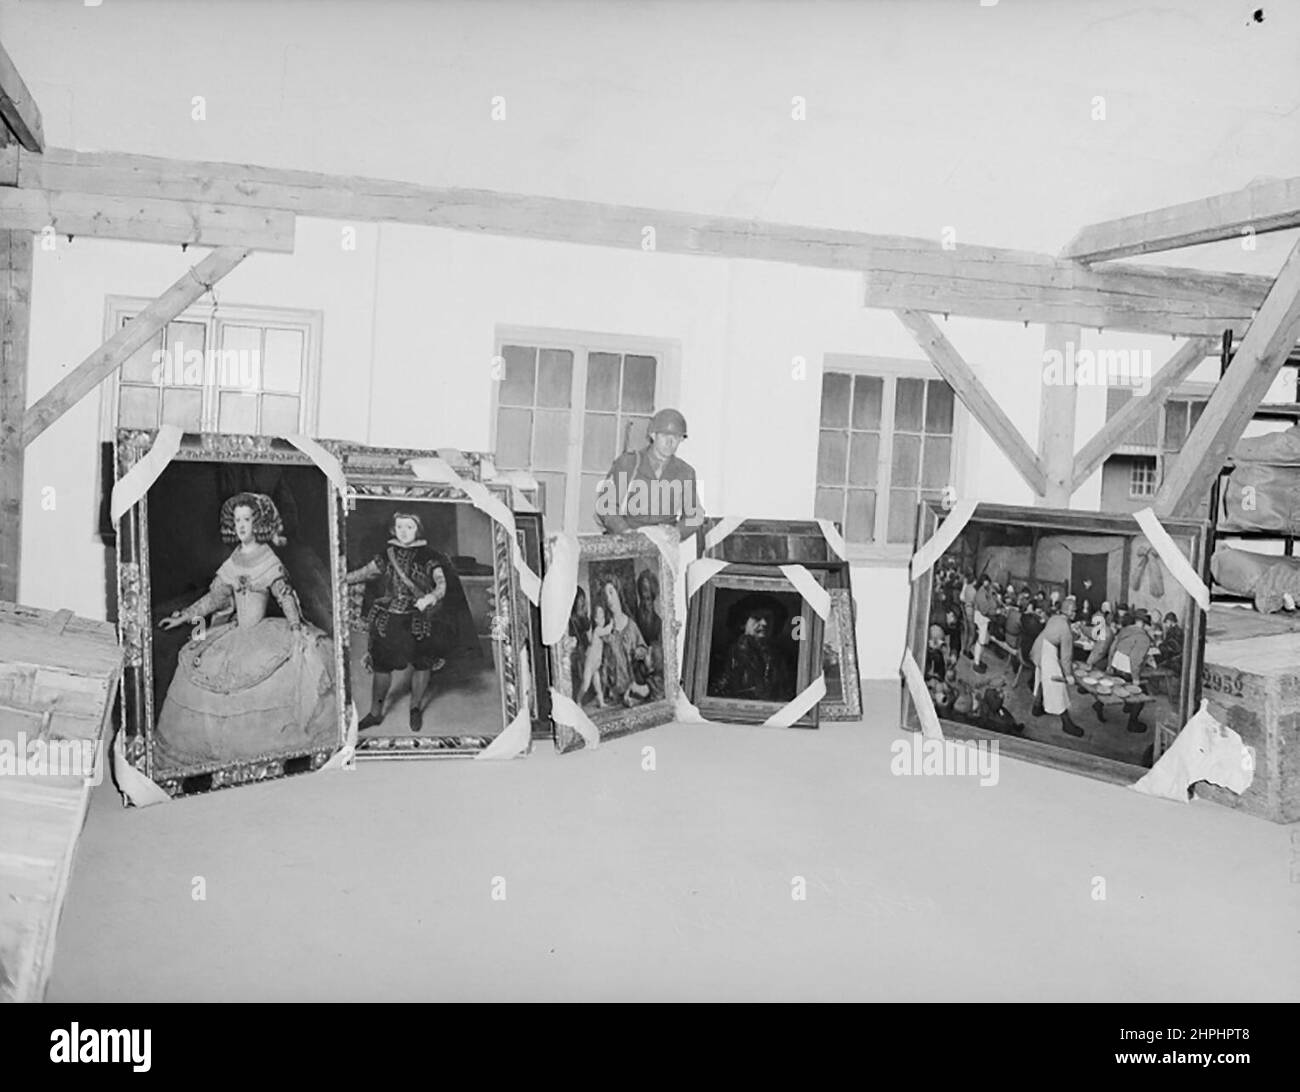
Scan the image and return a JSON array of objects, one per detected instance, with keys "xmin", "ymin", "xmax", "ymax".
[{"xmin": 6, "ymin": 0, "xmax": 1298, "ymax": 1018}]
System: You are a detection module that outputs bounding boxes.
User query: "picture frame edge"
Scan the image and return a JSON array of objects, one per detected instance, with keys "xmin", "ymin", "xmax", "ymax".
[
  {"xmin": 114, "ymin": 428, "xmax": 352, "ymax": 798},
  {"xmin": 903, "ymin": 500, "xmax": 1212, "ymax": 785},
  {"xmin": 341, "ymin": 470, "xmax": 526, "ymax": 759},
  {"xmin": 547, "ymin": 530, "xmax": 680, "ymax": 752}
]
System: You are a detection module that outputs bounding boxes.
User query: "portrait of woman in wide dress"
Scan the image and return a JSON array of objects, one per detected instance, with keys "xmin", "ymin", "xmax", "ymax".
[{"xmin": 154, "ymin": 491, "xmax": 337, "ymax": 767}]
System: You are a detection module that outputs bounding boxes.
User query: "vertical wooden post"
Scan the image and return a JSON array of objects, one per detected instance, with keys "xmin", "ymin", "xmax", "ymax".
[
  {"xmin": 0, "ymin": 229, "xmax": 32, "ymax": 602},
  {"xmin": 1037, "ymin": 323, "xmax": 1079, "ymax": 507}
]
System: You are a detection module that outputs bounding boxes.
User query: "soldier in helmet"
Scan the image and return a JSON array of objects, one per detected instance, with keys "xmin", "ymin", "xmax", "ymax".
[{"xmin": 594, "ymin": 407, "xmax": 703, "ymax": 539}]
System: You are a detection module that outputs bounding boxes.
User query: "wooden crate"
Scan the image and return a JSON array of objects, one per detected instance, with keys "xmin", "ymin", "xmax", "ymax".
[
  {"xmin": 0, "ymin": 601, "xmax": 121, "ymax": 1003},
  {"xmin": 1197, "ymin": 629, "xmax": 1300, "ymax": 824}
]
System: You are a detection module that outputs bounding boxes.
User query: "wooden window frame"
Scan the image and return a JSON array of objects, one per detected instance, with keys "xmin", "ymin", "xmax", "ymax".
[
  {"xmin": 490, "ymin": 327, "xmax": 682, "ymax": 535},
  {"xmin": 1155, "ymin": 384, "xmax": 1212, "ymax": 489},
  {"xmin": 1128, "ymin": 457, "xmax": 1157, "ymax": 499},
  {"xmin": 97, "ymin": 296, "xmax": 323, "ymax": 441},
  {"xmin": 818, "ymin": 354, "xmax": 967, "ymax": 565}
]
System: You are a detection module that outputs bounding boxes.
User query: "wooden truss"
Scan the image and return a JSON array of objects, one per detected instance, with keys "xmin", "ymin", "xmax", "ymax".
[
  {"xmin": 1, "ymin": 34, "xmax": 1299, "ymax": 595},
  {"xmin": 9, "ymin": 146, "xmax": 1279, "ymax": 338}
]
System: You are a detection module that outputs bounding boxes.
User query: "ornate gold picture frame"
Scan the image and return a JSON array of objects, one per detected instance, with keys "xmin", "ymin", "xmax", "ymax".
[{"xmin": 115, "ymin": 430, "xmax": 350, "ymax": 799}]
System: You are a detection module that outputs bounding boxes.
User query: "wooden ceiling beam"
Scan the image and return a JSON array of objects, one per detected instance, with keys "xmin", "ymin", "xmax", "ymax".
[
  {"xmin": 0, "ymin": 39, "xmax": 43, "ymax": 153},
  {"xmin": 1063, "ymin": 177, "xmax": 1300, "ymax": 262},
  {"xmin": 0, "ymin": 189, "xmax": 295, "ymax": 252},
  {"xmin": 22, "ymin": 149, "xmax": 1082, "ymax": 268},
  {"xmin": 1154, "ymin": 235, "xmax": 1300, "ymax": 518},
  {"xmin": 14, "ymin": 148, "xmax": 1269, "ymax": 335},
  {"xmin": 895, "ymin": 309, "xmax": 1048, "ymax": 496},
  {"xmin": 22, "ymin": 247, "xmax": 250, "ymax": 447},
  {"xmin": 864, "ymin": 260, "xmax": 1268, "ymax": 339}
]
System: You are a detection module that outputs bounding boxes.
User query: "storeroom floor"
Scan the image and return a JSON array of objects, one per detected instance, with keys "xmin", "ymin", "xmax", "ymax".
[{"xmin": 48, "ymin": 683, "xmax": 1300, "ymax": 1001}]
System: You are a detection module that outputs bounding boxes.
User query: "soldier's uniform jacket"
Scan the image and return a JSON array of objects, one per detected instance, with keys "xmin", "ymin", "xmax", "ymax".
[{"xmin": 595, "ymin": 447, "xmax": 703, "ymax": 535}]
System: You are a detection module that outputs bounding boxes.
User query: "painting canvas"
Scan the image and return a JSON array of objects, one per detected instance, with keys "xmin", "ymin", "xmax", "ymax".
[
  {"xmin": 683, "ymin": 564, "xmax": 825, "ymax": 728},
  {"xmin": 904, "ymin": 502, "xmax": 1210, "ymax": 782},
  {"xmin": 116, "ymin": 430, "xmax": 349, "ymax": 798},
  {"xmin": 548, "ymin": 533, "xmax": 677, "ymax": 752},
  {"xmin": 342, "ymin": 478, "xmax": 524, "ymax": 756}
]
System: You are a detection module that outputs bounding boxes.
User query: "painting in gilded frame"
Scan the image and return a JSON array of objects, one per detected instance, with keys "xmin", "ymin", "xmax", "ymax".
[
  {"xmin": 682, "ymin": 564, "xmax": 825, "ymax": 729},
  {"xmin": 547, "ymin": 532, "xmax": 678, "ymax": 753},
  {"xmin": 335, "ymin": 451, "xmax": 526, "ymax": 757},
  {"xmin": 115, "ymin": 430, "xmax": 350, "ymax": 799},
  {"xmin": 904, "ymin": 501, "xmax": 1210, "ymax": 783}
]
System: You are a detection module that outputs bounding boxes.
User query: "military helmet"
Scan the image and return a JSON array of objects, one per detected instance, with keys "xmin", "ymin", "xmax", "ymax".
[{"xmin": 648, "ymin": 407, "xmax": 688, "ymax": 438}]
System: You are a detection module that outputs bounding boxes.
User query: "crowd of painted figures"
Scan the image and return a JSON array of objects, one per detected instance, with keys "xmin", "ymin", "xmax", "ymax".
[{"xmin": 923, "ymin": 559, "xmax": 1184, "ymax": 735}]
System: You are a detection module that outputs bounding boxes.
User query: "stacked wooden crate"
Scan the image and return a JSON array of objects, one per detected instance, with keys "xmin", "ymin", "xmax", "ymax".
[
  {"xmin": 0, "ymin": 601, "xmax": 121, "ymax": 1003},
  {"xmin": 1196, "ymin": 607, "xmax": 1300, "ymax": 823}
]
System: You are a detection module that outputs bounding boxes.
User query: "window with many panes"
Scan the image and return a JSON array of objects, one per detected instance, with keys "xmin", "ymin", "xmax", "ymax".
[
  {"xmin": 101, "ymin": 299, "xmax": 320, "ymax": 438},
  {"xmin": 492, "ymin": 333, "xmax": 674, "ymax": 533},
  {"xmin": 815, "ymin": 360, "xmax": 958, "ymax": 549},
  {"xmin": 1129, "ymin": 458, "xmax": 1157, "ymax": 498}
]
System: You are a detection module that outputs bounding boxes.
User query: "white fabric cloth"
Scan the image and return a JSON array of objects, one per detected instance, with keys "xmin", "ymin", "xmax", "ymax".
[
  {"xmin": 974, "ymin": 610, "xmax": 990, "ymax": 643},
  {"xmin": 111, "ymin": 425, "xmax": 182, "ymax": 525},
  {"xmin": 909, "ymin": 499, "xmax": 977, "ymax": 582},
  {"xmin": 1132, "ymin": 701, "xmax": 1254, "ymax": 802},
  {"xmin": 1035, "ymin": 640, "xmax": 1068, "ymax": 716},
  {"xmin": 111, "ymin": 728, "xmax": 171, "ymax": 807},
  {"xmin": 763, "ymin": 675, "xmax": 828, "ymax": 728},
  {"xmin": 779, "ymin": 563, "xmax": 830, "ymax": 620},
  {"xmin": 475, "ymin": 707, "xmax": 532, "ymax": 760},
  {"xmin": 540, "ymin": 533, "xmax": 579, "ymax": 646},
  {"xmin": 1133, "ymin": 507, "xmax": 1210, "ymax": 612}
]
